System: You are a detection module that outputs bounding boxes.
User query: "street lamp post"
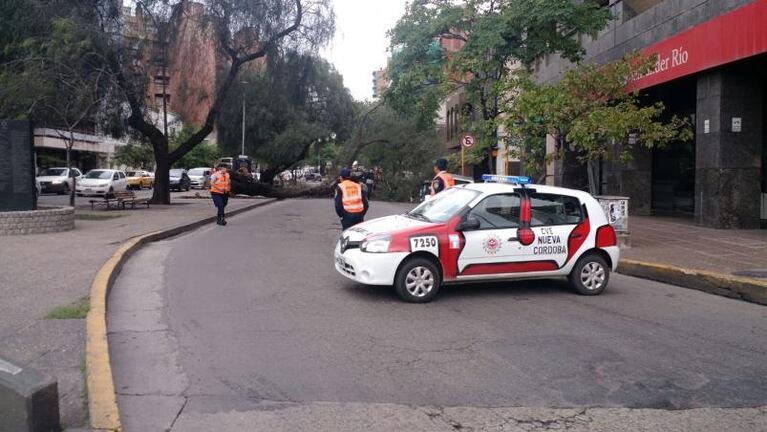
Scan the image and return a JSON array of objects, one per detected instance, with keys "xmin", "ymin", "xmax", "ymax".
[{"xmin": 241, "ymin": 81, "xmax": 248, "ymax": 157}]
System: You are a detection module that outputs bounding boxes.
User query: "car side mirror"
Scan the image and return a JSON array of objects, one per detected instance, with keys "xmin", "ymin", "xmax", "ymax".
[{"xmin": 456, "ymin": 217, "xmax": 480, "ymax": 231}]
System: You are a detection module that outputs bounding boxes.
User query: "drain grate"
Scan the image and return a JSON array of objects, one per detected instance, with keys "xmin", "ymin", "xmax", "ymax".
[{"xmin": 732, "ymin": 269, "xmax": 767, "ymax": 279}]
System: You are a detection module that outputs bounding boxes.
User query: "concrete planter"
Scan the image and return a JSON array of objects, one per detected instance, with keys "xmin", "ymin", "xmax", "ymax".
[{"xmin": 0, "ymin": 206, "xmax": 75, "ymax": 235}]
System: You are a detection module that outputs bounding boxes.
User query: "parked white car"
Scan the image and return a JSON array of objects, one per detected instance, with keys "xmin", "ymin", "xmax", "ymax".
[
  {"xmin": 76, "ymin": 169, "xmax": 128, "ymax": 197},
  {"xmin": 36, "ymin": 167, "xmax": 83, "ymax": 195}
]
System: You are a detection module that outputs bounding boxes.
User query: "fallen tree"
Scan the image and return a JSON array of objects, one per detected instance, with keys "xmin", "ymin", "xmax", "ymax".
[{"xmin": 230, "ymin": 172, "xmax": 335, "ymax": 199}]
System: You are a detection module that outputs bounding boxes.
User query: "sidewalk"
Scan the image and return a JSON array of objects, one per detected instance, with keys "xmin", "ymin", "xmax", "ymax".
[
  {"xmin": 624, "ymin": 215, "xmax": 767, "ymax": 276},
  {"xmin": 0, "ymin": 194, "xmax": 273, "ymax": 430},
  {"xmin": 620, "ymin": 215, "xmax": 767, "ymax": 303}
]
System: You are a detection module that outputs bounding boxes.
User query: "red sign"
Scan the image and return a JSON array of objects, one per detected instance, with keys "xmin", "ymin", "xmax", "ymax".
[
  {"xmin": 630, "ymin": 0, "xmax": 767, "ymax": 90},
  {"xmin": 461, "ymin": 134, "xmax": 474, "ymax": 148}
]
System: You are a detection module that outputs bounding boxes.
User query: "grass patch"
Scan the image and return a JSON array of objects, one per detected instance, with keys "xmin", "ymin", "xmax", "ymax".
[
  {"xmin": 75, "ymin": 213, "xmax": 123, "ymax": 220},
  {"xmin": 45, "ymin": 297, "xmax": 90, "ymax": 319}
]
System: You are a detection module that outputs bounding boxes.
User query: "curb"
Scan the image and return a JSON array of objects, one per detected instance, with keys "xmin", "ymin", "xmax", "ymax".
[
  {"xmin": 618, "ymin": 259, "xmax": 767, "ymax": 306},
  {"xmin": 85, "ymin": 199, "xmax": 278, "ymax": 431}
]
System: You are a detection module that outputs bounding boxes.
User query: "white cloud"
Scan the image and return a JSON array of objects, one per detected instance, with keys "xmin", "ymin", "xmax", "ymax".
[{"xmin": 323, "ymin": 0, "xmax": 408, "ymax": 101}]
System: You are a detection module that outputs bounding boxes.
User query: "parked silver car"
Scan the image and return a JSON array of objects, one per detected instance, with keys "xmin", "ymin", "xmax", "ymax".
[{"xmin": 187, "ymin": 167, "xmax": 212, "ymax": 189}]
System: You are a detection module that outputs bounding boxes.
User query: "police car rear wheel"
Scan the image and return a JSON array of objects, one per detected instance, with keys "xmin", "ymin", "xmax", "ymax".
[
  {"xmin": 570, "ymin": 254, "xmax": 609, "ymax": 295},
  {"xmin": 395, "ymin": 258, "xmax": 440, "ymax": 303}
]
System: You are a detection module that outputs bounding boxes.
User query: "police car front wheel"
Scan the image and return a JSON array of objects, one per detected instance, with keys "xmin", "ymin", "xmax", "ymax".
[
  {"xmin": 394, "ymin": 257, "xmax": 441, "ymax": 303},
  {"xmin": 569, "ymin": 254, "xmax": 610, "ymax": 295}
]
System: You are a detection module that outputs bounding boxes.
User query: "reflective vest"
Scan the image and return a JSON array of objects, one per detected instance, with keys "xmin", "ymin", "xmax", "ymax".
[
  {"xmin": 339, "ymin": 180, "xmax": 364, "ymax": 214},
  {"xmin": 210, "ymin": 172, "xmax": 231, "ymax": 195},
  {"xmin": 430, "ymin": 171, "xmax": 455, "ymax": 195}
]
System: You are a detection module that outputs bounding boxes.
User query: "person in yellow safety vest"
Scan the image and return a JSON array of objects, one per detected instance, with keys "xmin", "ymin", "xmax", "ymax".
[
  {"xmin": 209, "ymin": 163, "xmax": 232, "ymax": 226},
  {"xmin": 335, "ymin": 167, "xmax": 369, "ymax": 230},
  {"xmin": 430, "ymin": 158, "xmax": 455, "ymax": 196}
]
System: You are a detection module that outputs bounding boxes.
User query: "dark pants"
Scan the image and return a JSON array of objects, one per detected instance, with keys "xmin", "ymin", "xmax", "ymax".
[
  {"xmin": 341, "ymin": 213, "xmax": 364, "ymax": 230},
  {"xmin": 211, "ymin": 192, "xmax": 228, "ymax": 217}
]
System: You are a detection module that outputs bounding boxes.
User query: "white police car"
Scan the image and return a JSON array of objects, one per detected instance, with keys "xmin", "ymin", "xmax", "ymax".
[{"xmin": 334, "ymin": 175, "xmax": 619, "ymax": 303}]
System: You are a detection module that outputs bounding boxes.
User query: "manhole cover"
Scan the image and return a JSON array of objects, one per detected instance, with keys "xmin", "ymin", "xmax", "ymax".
[{"xmin": 732, "ymin": 270, "xmax": 767, "ymax": 278}]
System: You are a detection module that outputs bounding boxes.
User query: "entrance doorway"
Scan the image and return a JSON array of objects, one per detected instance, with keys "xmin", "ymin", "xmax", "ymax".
[{"xmin": 644, "ymin": 77, "xmax": 697, "ymax": 215}]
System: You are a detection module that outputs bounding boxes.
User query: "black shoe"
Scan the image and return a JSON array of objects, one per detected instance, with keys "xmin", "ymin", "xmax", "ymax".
[
  {"xmin": 216, "ymin": 215, "xmax": 224, "ymax": 225},
  {"xmin": 221, "ymin": 216, "xmax": 228, "ymax": 226}
]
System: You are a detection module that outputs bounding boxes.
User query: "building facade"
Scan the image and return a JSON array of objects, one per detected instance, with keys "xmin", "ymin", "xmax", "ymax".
[
  {"xmin": 122, "ymin": 2, "xmax": 224, "ymax": 130},
  {"xmin": 536, "ymin": 0, "xmax": 767, "ymax": 229},
  {"xmin": 372, "ymin": 68, "xmax": 389, "ymax": 99}
]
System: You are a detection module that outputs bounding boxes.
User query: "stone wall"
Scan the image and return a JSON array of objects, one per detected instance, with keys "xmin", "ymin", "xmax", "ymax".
[{"xmin": 0, "ymin": 206, "xmax": 74, "ymax": 235}]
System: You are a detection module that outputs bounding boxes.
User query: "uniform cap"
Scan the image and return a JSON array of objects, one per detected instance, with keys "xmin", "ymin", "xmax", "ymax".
[{"xmin": 340, "ymin": 168, "xmax": 351, "ymax": 178}]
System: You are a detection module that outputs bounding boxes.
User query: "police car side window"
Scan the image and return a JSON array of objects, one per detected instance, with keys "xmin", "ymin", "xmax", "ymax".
[
  {"xmin": 469, "ymin": 194, "xmax": 520, "ymax": 229},
  {"xmin": 530, "ymin": 193, "xmax": 582, "ymax": 227}
]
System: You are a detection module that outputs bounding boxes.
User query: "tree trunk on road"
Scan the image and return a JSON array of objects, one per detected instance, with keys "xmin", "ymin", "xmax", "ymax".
[{"xmin": 231, "ymin": 173, "xmax": 334, "ymax": 198}]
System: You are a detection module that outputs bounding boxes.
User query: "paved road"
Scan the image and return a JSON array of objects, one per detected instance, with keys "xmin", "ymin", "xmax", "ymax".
[{"xmin": 109, "ymin": 199, "xmax": 767, "ymax": 431}]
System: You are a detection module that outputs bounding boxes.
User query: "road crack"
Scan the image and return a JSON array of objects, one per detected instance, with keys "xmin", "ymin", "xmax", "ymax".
[
  {"xmin": 499, "ymin": 408, "xmax": 593, "ymax": 431},
  {"xmin": 168, "ymin": 396, "xmax": 188, "ymax": 431},
  {"xmin": 424, "ymin": 407, "xmax": 470, "ymax": 431}
]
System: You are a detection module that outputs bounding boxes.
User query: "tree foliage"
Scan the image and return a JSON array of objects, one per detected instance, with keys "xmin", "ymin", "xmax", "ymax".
[
  {"xmin": 217, "ymin": 51, "xmax": 355, "ymax": 182},
  {"xmin": 340, "ymin": 102, "xmax": 441, "ymax": 202},
  {"xmin": 502, "ymin": 53, "xmax": 693, "ymax": 192},
  {"xmin": 172, "ymin": 129, "xmax": 221, "ymax": 169},
  {"xmin": 386, "ymin": 0, "xmax": 610, "ymax": 169},
  {"xmin": 0, "ymin": 2, "xmax": 119, "ymax": 128},
  {"xmin": 114, "ymin": 140, "xmax": 155, "ymax": 169}
]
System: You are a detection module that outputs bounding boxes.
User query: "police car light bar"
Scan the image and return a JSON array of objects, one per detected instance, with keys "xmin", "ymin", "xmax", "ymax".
[{"xmin": 481, "ymin": 174, "xmax": 532, "ymax": 185}]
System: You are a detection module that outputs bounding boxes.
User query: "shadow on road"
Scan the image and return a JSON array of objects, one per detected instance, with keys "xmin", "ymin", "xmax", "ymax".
[{"xmin": 341, "ymin": 277, "xmax": 575, "ymax": 303}]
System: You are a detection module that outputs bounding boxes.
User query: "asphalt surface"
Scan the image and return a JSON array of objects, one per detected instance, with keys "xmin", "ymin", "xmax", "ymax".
[{"xmin": 108, "ymin": 199, "xmax": 767, "ymax": 431}]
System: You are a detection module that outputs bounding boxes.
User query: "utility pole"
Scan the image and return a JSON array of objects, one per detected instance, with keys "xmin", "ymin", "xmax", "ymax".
[{"xmin": 241, "ymin": 81, "xmax": 248, "ymax": 156}]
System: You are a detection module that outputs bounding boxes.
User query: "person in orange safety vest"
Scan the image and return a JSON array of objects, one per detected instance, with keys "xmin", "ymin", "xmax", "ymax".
[
  {"xmin": 335, "ymin": 167, "xmax": 369, "ymax": 230},
  {"xmin": 430, "ymin": 158, "xmax": 455, "ymax": 196},
  {"xmin": 209, "ymin": 163, "xmax": 231, "ymax": 226}
]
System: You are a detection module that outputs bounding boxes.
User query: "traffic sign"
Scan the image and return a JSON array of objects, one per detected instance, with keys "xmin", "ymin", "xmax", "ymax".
[{"xmin": 461, "ymin": 134, "xmax": 474, "ymax": 148}]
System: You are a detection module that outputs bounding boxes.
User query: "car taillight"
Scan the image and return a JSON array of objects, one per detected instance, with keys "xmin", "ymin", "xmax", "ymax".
[{"xmin": 596, "ymin": 225, "xmax": 617, "ymax": 248}]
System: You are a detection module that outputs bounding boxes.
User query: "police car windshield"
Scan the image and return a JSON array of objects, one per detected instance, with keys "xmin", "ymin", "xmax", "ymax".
[{"xmin": 407, "ymin": 188, "xmax": 479, "ymax": 223}]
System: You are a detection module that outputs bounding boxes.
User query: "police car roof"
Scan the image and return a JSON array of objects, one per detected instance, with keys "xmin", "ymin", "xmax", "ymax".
[{"xmin": 460, "ymin": 181, "xmax": 593, "ymax": 199}]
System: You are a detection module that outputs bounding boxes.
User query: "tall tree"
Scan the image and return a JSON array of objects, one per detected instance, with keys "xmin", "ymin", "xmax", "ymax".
[
  {"xmin": 217, "ymin": 51, "xmax": 356, "ymax": 183},
  {"xmin": 386, "ymin": 0, "xmax": 610, "ymax": 172},
  {"xmin": 111, "ymin": 0, "xmax": 335, "ymax": 203}
]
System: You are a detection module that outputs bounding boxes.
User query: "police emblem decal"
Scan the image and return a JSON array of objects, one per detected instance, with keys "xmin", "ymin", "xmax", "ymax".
[{"xmin": 482, "ymin": 234, "xmax": 502, "ymax": 255}]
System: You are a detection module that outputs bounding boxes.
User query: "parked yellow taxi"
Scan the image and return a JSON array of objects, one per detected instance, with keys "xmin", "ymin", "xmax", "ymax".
[{"xmin": 126, "ymin": 170, "xmax": 153, "ymax": 190}]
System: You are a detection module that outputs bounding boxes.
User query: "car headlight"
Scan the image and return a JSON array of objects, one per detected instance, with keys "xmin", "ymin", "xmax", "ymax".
[
  {"xmin": 99, "ymin": 182, "xmax": 109, "ymax": 187},
  {"xmin": 52, "ymin": 180, "xmax": 63, "ymax": 184},
  {"xmin": 361, "ymin": 234, "xmax": 391, "ymax": 253}
]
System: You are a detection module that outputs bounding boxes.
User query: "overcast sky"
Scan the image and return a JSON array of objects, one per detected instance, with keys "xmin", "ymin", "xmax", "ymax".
[{"xmin": 323, "ymin": 0, "xmax": 409, "ymax": 101}]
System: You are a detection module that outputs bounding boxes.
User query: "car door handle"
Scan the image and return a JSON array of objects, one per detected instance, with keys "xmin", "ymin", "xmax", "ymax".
[{"xmin": 507, "ymin": 237, "xmax": 518, "ymax": 242}]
